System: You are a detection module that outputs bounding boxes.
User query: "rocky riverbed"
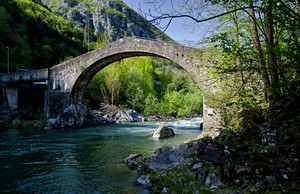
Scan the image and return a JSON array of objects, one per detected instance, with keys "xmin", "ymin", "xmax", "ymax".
[
  {"xmin": 45, "ymin": 104, "xmax": 148, "ymax": 129},
  {"xmin": 123, "ymin": 127, "xmax": 300, "ymax": 193},
  {"xmin": 1, "ymin": 103, "xmax": 203, "ymax": 131},
  {"xmin": 44, "ymin": 103, "xmax": 203, "ymax": 130}
]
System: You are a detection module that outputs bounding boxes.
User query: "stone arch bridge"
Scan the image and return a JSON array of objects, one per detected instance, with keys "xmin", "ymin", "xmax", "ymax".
[{"xmin": 0, "ymin": 37, "xmax": 220, "ymax": 134}]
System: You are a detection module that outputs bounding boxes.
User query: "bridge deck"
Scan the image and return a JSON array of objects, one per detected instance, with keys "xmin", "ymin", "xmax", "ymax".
[{"xmin": 0, "ymin": 68, "xmax": 48, "ymax": 83}]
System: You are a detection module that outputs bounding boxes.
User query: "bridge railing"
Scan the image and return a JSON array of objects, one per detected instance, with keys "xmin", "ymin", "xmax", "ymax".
[
  {"xmin": 120, "ymin": 36, "xmax": 201, "ymax": 48},
  {"xmin": 120, "ymin": 35, "xmax": 179, "ymax": 45}
]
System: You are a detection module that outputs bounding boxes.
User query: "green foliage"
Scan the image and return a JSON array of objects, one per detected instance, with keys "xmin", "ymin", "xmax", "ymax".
[
  {"xmin": 158, "ymin": 89, "xmax": 202, "ymax": 117},
  {"xmin": 41, "ymin": 44, "xmax": 53, "ymax": 66},
  {"xmin": 84, "ymin": 56, "xmax": 203, "ymax": 117},
  {"xmin": 102, "ymin": 63, "xmax": 122, "ymax": 106},
  {"xmin": 89, "ymin": 32, "xmax": 109, "ymax": 50},
  {"xmin": 7, "ymin": 120, "xmax": 46, "ymax": 130},
  {"xmin": 160, "ymin": 90, "xmax": 184, "ymax": 116},
  {"xmin": 123, "ymin": 66, "xmax": 154, "ymax": 112},
  {"xmin": 143, "ymin": 93, "xmax": 159, "ymax": 115},
  {"xmin": 149, "ymin": 169, "xmax": 212, "ymax": 194},
  {"xmin": 197, "ymin": 0, "xmax": 300, "ymax": 130},
  {"xmin": 0, "ymin": 0, "xmax": 89, "ymax": 71},
  {"xmin": 104, "ymin": 7, "xmax": 126, "ymax": 19}
]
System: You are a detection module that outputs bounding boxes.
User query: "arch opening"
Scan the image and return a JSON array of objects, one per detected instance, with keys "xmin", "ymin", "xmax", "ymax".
[
  {"xmin": 69, "ymin": 52, "xmax": 161, "ymax": 105},
  {"xmin": 74, "ymin": 54, "xmax": 203, "ymax": 117}
]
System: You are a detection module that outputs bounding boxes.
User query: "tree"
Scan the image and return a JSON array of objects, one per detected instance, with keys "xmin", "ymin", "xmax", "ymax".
[
  {"xmin": 104, "ymin": 63, "xmax": 122, "ymax": 106},
  {"xmin": 42, "ymin": 44, "xmax": 53, "ymax": 67},
  {"xmin": 123, "ymin": 66, "xmax": 154, "ymax": 111},
  {"xmin": 19, "ymin": 49, "xmax": 33, "ymax": 67},
  {"xmin": 143, "ymin": 0, "xmax": 300, "ymax": 127}
]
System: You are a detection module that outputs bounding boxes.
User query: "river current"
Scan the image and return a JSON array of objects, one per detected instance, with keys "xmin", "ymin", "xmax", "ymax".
[{"xmin": 0, "ymin": 118, "xmax": 202, "ymax": 193}]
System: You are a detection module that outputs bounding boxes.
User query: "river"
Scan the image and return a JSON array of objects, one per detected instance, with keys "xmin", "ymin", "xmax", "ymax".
[{"xmin": 0, "ymin": 118, "xmax": 202, "ymax": 193}]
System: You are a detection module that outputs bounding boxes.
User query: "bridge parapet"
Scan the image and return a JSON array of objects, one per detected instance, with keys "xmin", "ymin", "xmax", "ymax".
[{"xmin": 0, "ymin": 68, "xmax": 48, "ymax": 83}]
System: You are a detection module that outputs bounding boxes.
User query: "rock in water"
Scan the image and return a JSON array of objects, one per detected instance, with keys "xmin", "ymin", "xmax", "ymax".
[
  {"xmin": 115, "ymin": 109, "xmax": 146, "ymax": 123},
  {"xmin": 152, "ymin": 125, "xmax": 175, "ymax": 139},
  {"xmin": 46, "ymin": 104, "xmax": 87, "ymax": 129},
  {"xmin": 115, "ymin": 110, "xmax": 133, "ymax": 123}
]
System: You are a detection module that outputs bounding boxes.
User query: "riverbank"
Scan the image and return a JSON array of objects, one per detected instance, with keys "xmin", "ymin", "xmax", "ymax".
[
  {"xmin": 123, "ymin": 126, "xmax": 300, "ymax": 193},
  {"xmin": 0, "ymin": 110, "xmax": 47, "ymax": 131},
  {"xmin": 0, "ymin": 106, "xmax": 202, "ymax": 131}
]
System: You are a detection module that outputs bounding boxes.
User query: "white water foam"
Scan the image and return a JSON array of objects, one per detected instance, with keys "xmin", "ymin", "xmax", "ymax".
[{"xmin": 156, "ymin": 117, "xmax": 203, "ymax": 130}]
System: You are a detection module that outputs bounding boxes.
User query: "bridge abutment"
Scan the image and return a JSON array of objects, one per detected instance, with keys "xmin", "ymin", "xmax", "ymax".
[
  {"xmin": 5, "ymin": 85, "xmax": 19, "ymax": 111},
  {"xmin": 0, "ymin": 83, "xmax": 47, "ymax": 113},
  {"xmin": 45, "ymin": 90, "xmax": 69, "ymax": 119},
  {"xmin": 202, "ymin": 99, "xmax": 222, "ymax": 138},
  {"xmin": 0, "ymin": 83, "xmax": 10, "ymax": 111}
]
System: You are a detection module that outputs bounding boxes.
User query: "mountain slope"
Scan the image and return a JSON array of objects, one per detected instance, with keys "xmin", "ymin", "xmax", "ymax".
[
  {"xmin": 38, "ymin": 0, "xmax": 173, "ymax": 42},
  {"xmin": 0, "ymin": 0, "xmax": 173, "ymax": 72},
  {"xmin": 0, "ymin": 0, "xmax": 87, "ymax": 71}
]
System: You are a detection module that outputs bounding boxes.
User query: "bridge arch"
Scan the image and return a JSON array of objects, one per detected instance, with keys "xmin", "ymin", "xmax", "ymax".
[
  {"xmin": 49, "ymin": 37, "xmax": 204, "ymax": 105},
  {"xmin": 71, "ymin": 52, "xmax": 161, "ymax": 104}
]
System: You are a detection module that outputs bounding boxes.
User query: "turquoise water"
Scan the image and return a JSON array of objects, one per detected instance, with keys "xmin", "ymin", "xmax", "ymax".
[{"xmin": 0, "ymin": 118, "xmax": 202, "ymax": 193}]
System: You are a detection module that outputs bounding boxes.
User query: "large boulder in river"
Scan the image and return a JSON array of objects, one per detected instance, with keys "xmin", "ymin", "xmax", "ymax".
[
  {"xmin": 152, "ymin": 125, "xmax": 175, "ymax": 139},
  {"xmin": 46, "ymin": 104, "xmax": 88, "ymax": 129},
  {"xmin": 115, "ymin": 109, "xmax": 146, "ymax": 123}
]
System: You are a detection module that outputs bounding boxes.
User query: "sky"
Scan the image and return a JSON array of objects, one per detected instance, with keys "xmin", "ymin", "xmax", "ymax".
[{"xmin": 122, "ymin": 0, "xmax": 203, "ymax": 45}]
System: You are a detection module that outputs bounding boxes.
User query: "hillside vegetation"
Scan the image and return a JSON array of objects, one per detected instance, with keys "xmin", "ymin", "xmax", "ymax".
[{"xmin": 0, "ymin": 0, "xmax": 87, "ymax": 71}]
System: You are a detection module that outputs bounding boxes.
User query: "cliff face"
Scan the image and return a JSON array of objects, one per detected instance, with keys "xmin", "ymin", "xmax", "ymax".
[{"xmin": 39, "ymin": 0, "xmax": 172, "ymax": 42}]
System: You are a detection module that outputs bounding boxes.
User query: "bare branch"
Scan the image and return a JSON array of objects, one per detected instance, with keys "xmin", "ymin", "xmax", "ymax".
[{"xmin": 149, "ymin": 6, "xmax": 262, "ymax": 23}]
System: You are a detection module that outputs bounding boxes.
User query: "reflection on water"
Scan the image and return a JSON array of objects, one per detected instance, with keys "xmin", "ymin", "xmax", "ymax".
[{"xmin": 0, "ymin": 118, "xmax": 202, "ymax": 193}]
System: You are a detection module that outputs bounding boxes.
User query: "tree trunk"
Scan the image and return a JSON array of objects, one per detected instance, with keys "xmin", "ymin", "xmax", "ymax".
[
  {"xmin": 247, "ymin": 0, "xmax": 272, "ymax": 105},
  {"xmin": 295, "ymin": 3, "xmax": 300, "ymax": 81},
  {"xmin": 111, "ymin": 87, "xmax": 114, "ymax": 106},
  {"xmin": 231, "ymin": 1, "xmax": 244, "ymax": 85},
  {"xmin": 263, "ymin": 0, "xmax": 281, "ymax": 108}
]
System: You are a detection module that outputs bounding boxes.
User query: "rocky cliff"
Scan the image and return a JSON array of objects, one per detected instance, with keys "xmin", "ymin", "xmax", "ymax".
[{"xmin": 38, "ymin": 0, "xmax": 172, "ymax": 42}]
